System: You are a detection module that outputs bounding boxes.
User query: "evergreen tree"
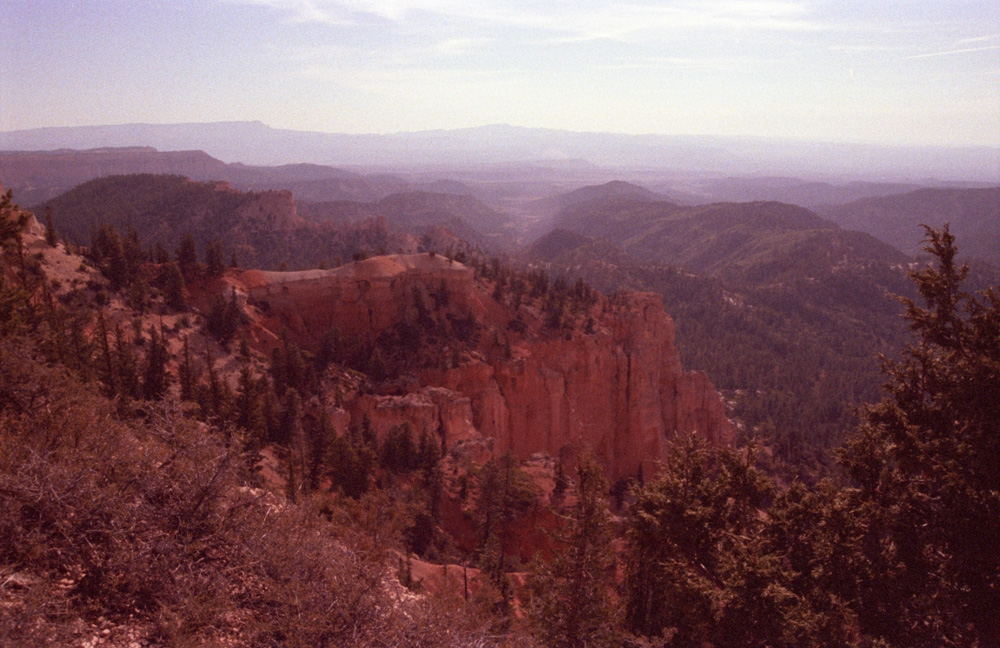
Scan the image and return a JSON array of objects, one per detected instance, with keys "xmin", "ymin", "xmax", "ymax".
[
  {"xmin": 141, "ymin": 326, "xmax": 169, "ymax": 400},
  {"xmin": 152, "ymin": 242, "xmax": 170, "ymax": 264},
  {"xmin": 43, "ymin": 208, "xmax": 57, "ymax": 247},
  {"xmin": 475, "ymin": 454, "xmax": 538, "ymax": 622},
  {"xmin": 125, "ymin": 277, "xmax": 149, "ymax": 313},
  {"xmin": 367, "ymin": 344, "xmax": 388, "ymax": 381},
  {"xmin": 235, "ymin": 366, "xmax": 264, "ymax": 442},
  {"xmin": 123, "ymin": 226, "xmax": 144, "ymax": 277},
  {"xmin": 94, "ymin": 312, "xmax": 116, "ymax": 396},
  {"xmin": 0, "ymin": 189, "xmax": 28, "ymax": 248},
  {"xmin": 281, "ymin": 388, "xmax": 307, "ymax": 500},
  {"xmin": 316, "ymin": 327, "xmax": 341, "ymax": 370},
  {"xmin": 178, "ymin": 336, "xmax": 196, "ymax": 401},
  {"xmin": 623, "ymin": 436, "xmax": 773, "ymax": 645},
  {"xmin": 113, "ymin": 325, "xmax": 140, "ymax": 399},
  {"xmin": 92, "ymin": 225, "xmax": 129, "ymax": 290},
  {"xmin": 381, "ymin": 423, "xmax": 417, "ymax": 473},
  {"xmin": 205, "ymin": 290, "xmax": 242, "ymax": 345},
  {"xmin": 283, "ymin": 340, "xmax": 306, "ymax": 392},
  {"xmin": 274, "ymin": 386, "xmax": 302, "ymax": 447},
  {"xmin": 205, "ymin": 239, "xmax": 225, "ymax": 277},
  {"xmin": 198, "ymin": 351, "xmax": 229, "ymax": 417},
  {"xmin": 176, "ymin": 234, "xmax": 197, "ymax": 277},
  {"xmin": 306, "ymin": 410, "xmax": 334, "ymax": 489},
  {"xmin": 838, "ymin": 226, "xmax": 1000, "ymax": 647},
  {"xmin": 526, "ymin": 455, "xmax": 620, "ymax": 648},
  {"xmin": 160, "ymin": 261, "xmax": 186, "ymax": 310},
  {"xmin": 328, "ymin": 430, "xmax": 372, "ymax": 498}
]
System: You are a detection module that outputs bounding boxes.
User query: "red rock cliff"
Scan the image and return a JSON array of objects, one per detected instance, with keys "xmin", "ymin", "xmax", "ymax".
[{"xmin": 234, "ymin": 253, "xmax": 734, "ymax": 480}]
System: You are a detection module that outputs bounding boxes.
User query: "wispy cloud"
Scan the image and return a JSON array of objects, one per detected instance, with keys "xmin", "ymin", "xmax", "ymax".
[
  {"xmin": 954, "ymin": 33, "xmax": 999, "ymax": 46},
  {"xmin": 828, "ymin": 44, "xmax": 906, "ymax": 53},
  {"xmin": 225, "ymin": 0, "xmax": 831, "ymax": 39},
  {"xmin": 227, "ymin": 0, "xmax": 355, "ymax": 24},
  {"xmin": 905, "ymin": 44, "xmax": 1000, "ymax": 60},
  {"xmin": 596, "ymin": 55, "xmax": 759, "ymax": 72}
]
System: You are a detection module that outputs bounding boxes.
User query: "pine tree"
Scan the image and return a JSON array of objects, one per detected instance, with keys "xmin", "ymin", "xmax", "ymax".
[
  {"xmin": 123, "ymin": 227, "xmax": 144, "ymax": 277},
  {"xmin": 316, "ymin": 328, "xmax": 341, "ymax": 370},
  {"xmin": 176, "ymin": 234, "xmax": 197, "ymax": 278},
  {"xmin": 205, "ymin": 239, "xmax": 225, "ymax": 277},
  {"xmin": 160, "ymin": 262, "xmax": 186, "ymax": 310},
  {"xmin": 306, "ymin": 410, "xmax": 334, "ymax": 489},
  {"xmin": 178, "ymin": 336, "xmax": 196, "ymax": 401},
  {"xmin": 838, "ymin": 226, "xmax": 1000, "ymax": 647},
  {"xmin": 367, "ymin": 344, "xmax": 388, "ymax": 381},
  {"xmin": 236, "ymin": 366, "xmax": 263, "ymax": 437},
  {"xmin": 113, "ymin": 325, "xmax": 140, "ymax": 399},
  {"xmin": 328, "ymin": 431, "xmax": 371, "ymax": 498},
  {"xmin": 92, "ymin": 225, "xmax": 129, "ymax": 290},
  {"xmin": 43, "ymin": 207, "xmax": 57, "ymax": 247},
  {"xmin": 202, "ymin": 351, "xmax": 228, "ymax": 416},
  {"xmin": 623, "ymin": 436, "xmax": 773, "ymax": 644},
  {"xmin": 152, "ymin": 242, "xmax": 170, "ymax": 264},
  {"xmin": 526, "ymin": 455, "xmax": 620, "ymax": 648},
  {"xmin": 141, "ymin": 326, "xmax": 169, "ymax": 400},
  {"xmin": 0, "ymin": 190, "xmax": 28, "ymax": 248},
  {"xmin": 280, "ymin": 388, "xmax": 307, "ymax": 500},
  {"xmin": 94, "ymin": 312, "xmax": 116, "ymax": 396},
  {"xmin": 475, "ymin": 454, "xmax": 538, "ymax": 623},
  {"xmin": 380, "ymin": 423, "xmax": 417, "ymax": 473},
  {"xmin": 283, "ymin": 340, "xmax": 306, "ymax": 392},
  {"xmin": 205, "ymin": 290, "xmax": 242, "ymax": 345}
]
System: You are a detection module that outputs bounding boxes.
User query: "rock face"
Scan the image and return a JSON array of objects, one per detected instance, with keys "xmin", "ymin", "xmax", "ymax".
[
  {"xmin": 239, "ymin": 254, "xmax": 479, "ymax": 346},
  {"xmin": 423, "ymin": 292, "xmax": 733, "ymax": 480},
  {"xmin": 235, "ymin": 253, "xmax": 734, "ymax": 480}
]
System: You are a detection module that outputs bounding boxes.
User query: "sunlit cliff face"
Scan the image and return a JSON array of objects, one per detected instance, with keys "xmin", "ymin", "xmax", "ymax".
[{"xmin": 227, "ymin": 253, "xmax": 733, "ymax": 480}]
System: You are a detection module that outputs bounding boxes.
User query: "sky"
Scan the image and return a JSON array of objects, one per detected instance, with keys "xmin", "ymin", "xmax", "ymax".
[{"xmin": 2, "ymin": 0, "xmax": 999, "ymax": 146}]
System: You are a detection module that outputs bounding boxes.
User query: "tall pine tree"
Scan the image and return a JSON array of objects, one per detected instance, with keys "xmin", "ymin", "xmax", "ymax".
[
  {"xmin": 527, "ymin": 454, "xmax": 620, "ymax": 648},
  {"xmin": 838, "ymin": 225, "xmax": 1000, "ymax": 647}
]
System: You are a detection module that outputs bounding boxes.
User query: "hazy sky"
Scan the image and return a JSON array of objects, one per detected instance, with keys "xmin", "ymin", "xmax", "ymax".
[{"xmin": 3, "ymin": 0, "xmax": 999, "ymax": 146}]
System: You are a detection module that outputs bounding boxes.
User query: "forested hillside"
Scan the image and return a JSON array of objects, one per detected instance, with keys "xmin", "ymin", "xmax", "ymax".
[
  {"xmin": 531, "ymin": 197, "xmax": 920, "ymax": 472},
  {"xmin": 37, "ymin": 175, "xmax": 417, "ymax": 270}
]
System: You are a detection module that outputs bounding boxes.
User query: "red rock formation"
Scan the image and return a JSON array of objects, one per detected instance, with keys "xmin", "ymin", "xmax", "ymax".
[
  {"xmin": 423, "ymin": 292, "xmax": 733, "ymax": 480},
  {"xmin": 232, "ymin": 253, "xmax": 734, "ymax": 481}
]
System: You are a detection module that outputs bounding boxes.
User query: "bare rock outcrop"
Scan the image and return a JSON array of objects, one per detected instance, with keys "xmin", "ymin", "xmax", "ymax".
[{"xmin": 233, "ymin": 253, "xmax": 734, "ymax": 481}]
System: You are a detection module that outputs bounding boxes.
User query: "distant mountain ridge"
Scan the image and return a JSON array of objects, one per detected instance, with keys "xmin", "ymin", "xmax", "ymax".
[
  {"xmin": 691, "ymin": 177, "xmax": 926, "ymax": 208},
  {"xmin": 553, "ymin": 198, "xmax": 913, "ymax": 281},
  {"xmin": 0, "ymin": 147, "xmax": 451, "ymax": 207},
  {"xmin": 534, "ymin": 180, "xmax": 665, "ymax": 211},
  {"xmin": 3, "ymin": 120, "xmax": 997, "ymax": 180},
  {"xmin": 820, "ymin": 187, "xmax": 1000, "ymax": 264},
  {"xmin": 0, "ymin": 147, "xmax": 228, "ymax": 205}
]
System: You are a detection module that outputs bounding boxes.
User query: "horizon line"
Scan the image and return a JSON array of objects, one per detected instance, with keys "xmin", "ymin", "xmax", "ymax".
[{"xmin": 2, "ymin": 119, "xmax": 999, "ymax": 151}]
